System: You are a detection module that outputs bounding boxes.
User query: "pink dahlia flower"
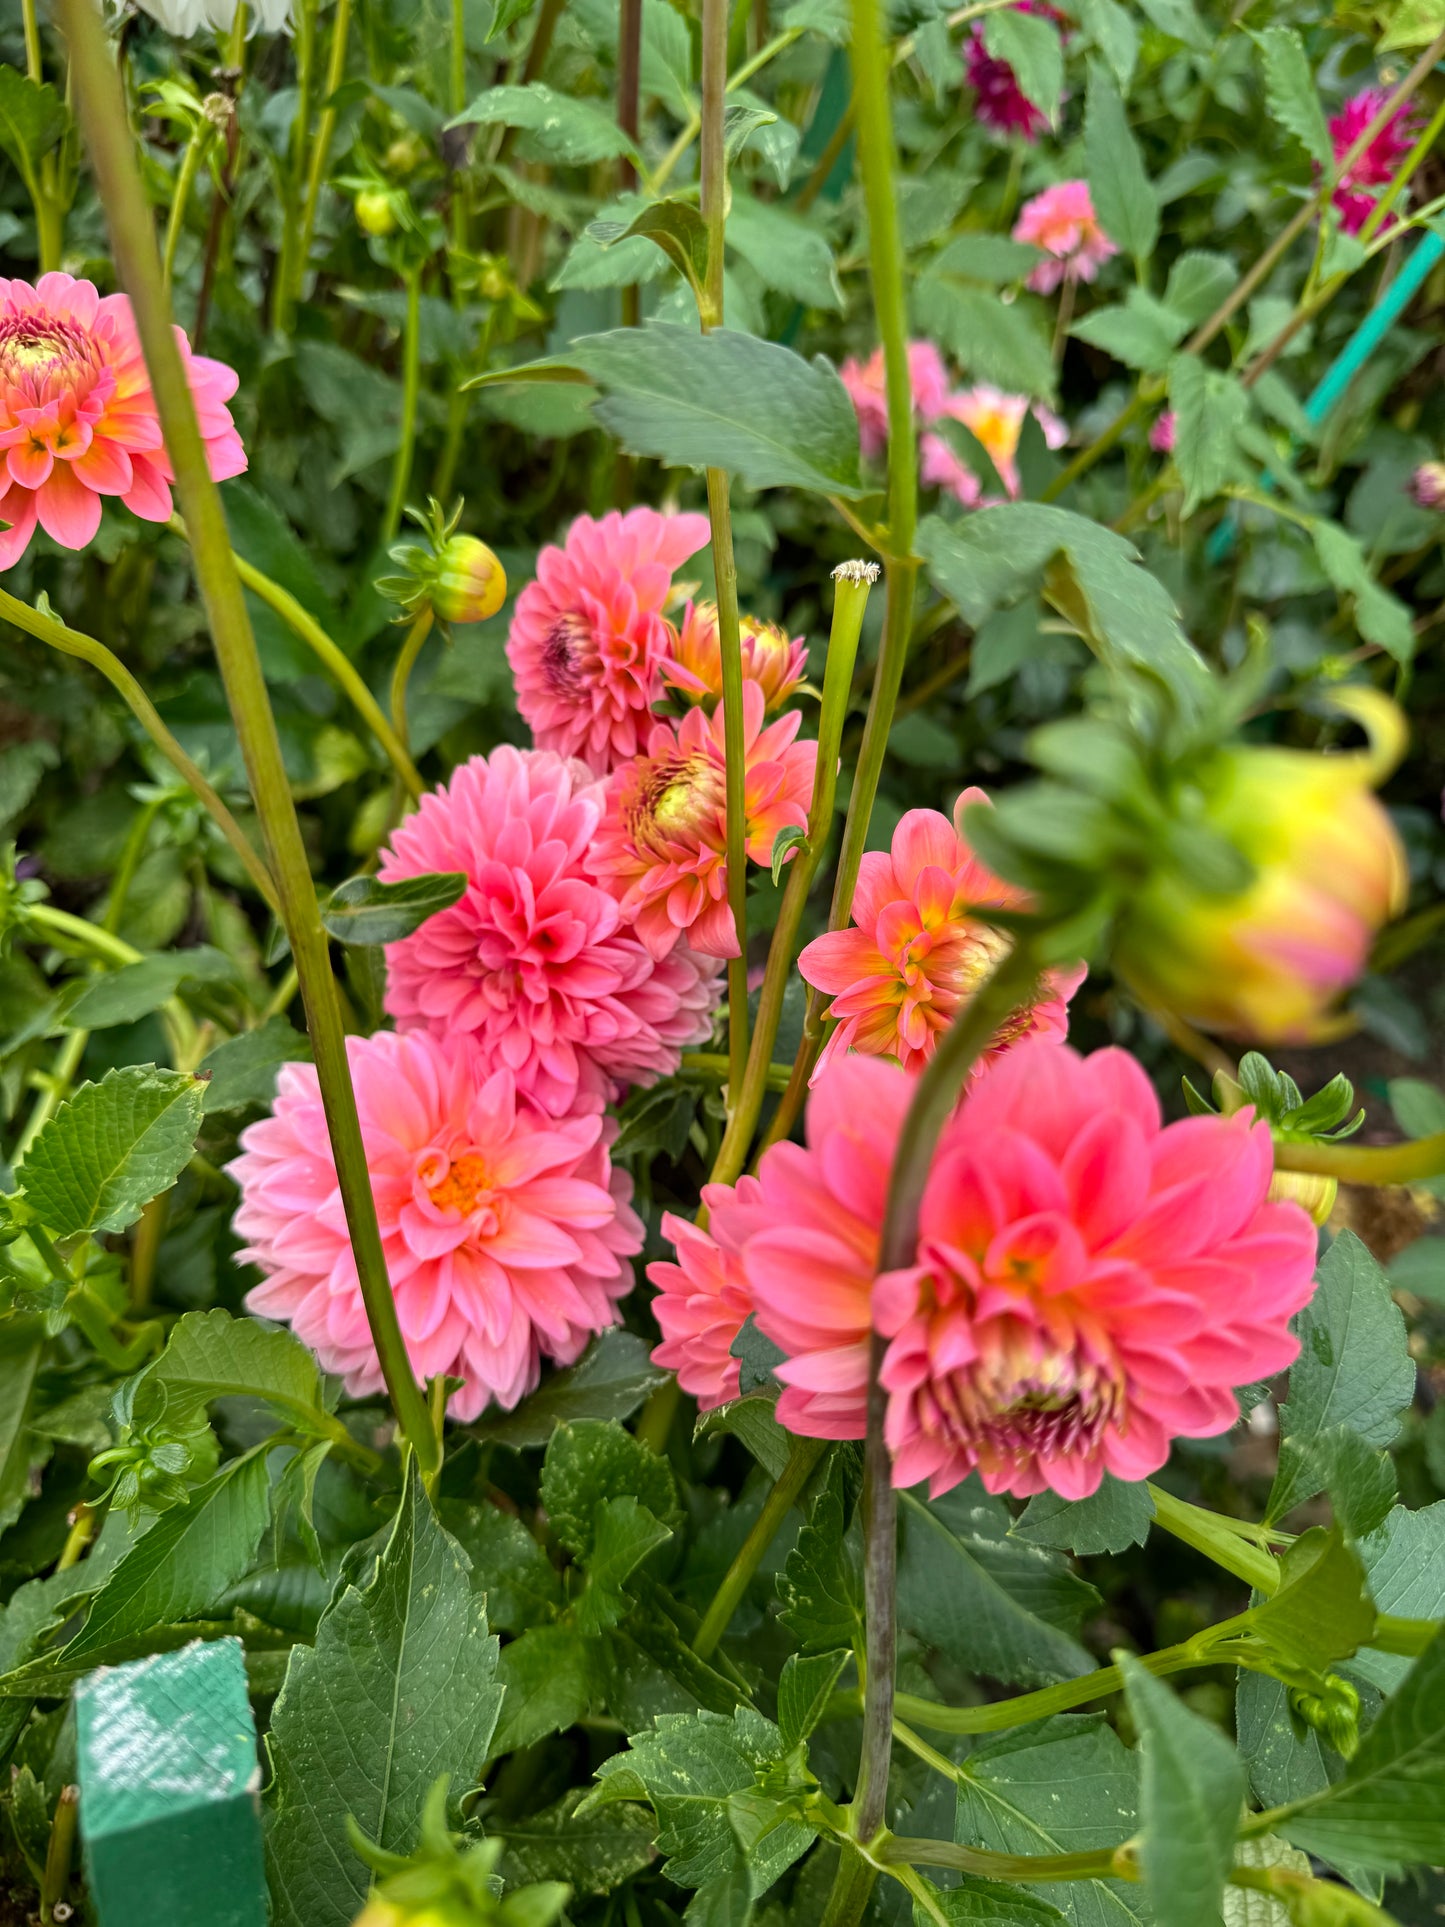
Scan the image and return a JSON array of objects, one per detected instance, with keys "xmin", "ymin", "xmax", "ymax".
[
  {"xmin": 661, "ymin": 600, "xmax": 809, "ymax": 712},
  {"xmin": 0, "ymin": 272, "xmax": 245, "ymax": 569},
  {"xmin": 919, "ymin": 431, "xmax": 985, "ymax": 508},
  {"xmin": 379, "ymin": 745, "xmax": 722, "ymax": 1117},
  {"xmin": 506, "ymin": 507, "xmax": 712, "ymax": 775},
  {"xmin": 589, "ymin": 679, "xmax": 817, "ymax": 960},
  {"xmin": 231, "ymin": 1029, "xmax": 643, "ymax": 1420},
  {"xmin": 1149, "ymin": 410, "xmax": 1177, "ymax": 455},
  {"xmin": 647, "ymin": 1182, "xmax": 759, "ymax": 1410},
  {"xmin": 1012, "ymin": 180, "xmax": 1118, "ymax": 293},
  {"xmin": 964, "ymin": 11, "xmax": 1053, "ymax": 141},
  {"xmin": 798, "ymin": 788, "xmax": 1083, "ymax": 1081},
  {"xmin": 945, "ymin": 385, "xmax": 1068, "ymax": 500},
  {"xmin": 1329, "ymin": 89, "xmax": 1421, "ymax": 233},
  {"xmin": 733, "ymin": 1043, "xmax": 1318, "ymax": 1499},
  {"xmin": 838, "ymin": 341, "xmax": 953, "ymax": 460}
]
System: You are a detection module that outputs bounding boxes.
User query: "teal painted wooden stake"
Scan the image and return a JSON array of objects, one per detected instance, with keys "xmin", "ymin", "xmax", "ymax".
[{"xmin": 74, "ymin": 1637, "xmax": 269, "ymax": 1927}]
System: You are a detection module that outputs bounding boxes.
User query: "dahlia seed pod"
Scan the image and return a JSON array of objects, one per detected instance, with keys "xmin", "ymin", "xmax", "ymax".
[{"xmin": 431, "ymin": 535, "xmax": 506, "ymax": 624}]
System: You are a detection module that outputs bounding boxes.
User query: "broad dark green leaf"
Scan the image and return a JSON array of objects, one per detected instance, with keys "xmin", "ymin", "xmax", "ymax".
[
  {"xmin": 540, "ymin": 1418, "xmax": 679, "ymax": 1560},
  {"xmin": 920, "ymin": 1880, "xmax": 1068, "ymax": 1923},
  {"xmin": 1310, "ymin": 520, "xmax": 1415, "ymax": 662},
  {"xmin": 687, "ymin": 1868, "xmax": 755, "ymax": 1926},
  {"xmin": 64, "ymin": 947, "xmax": 237, "ymax": 1030},
  {"xmin": 1163, "ymin": 251, "xmax": 1236, "ymax": 326},
  {"xmin": 0, "ymin": 66, "xmax": 68, "ymax": 190},
  {"xmin": 0, "ymin": 1318, "xmax": 43, "ymax": 1535},
  {"xmin": 487, "ymin": 0, "xmax": 538, "ymax": 39},
  {"xmin": 1249, "ymin": 1529, "xmax": 1376, "ymax": 1674},
  {"xmin": 1083, "ymin": 63, "xmax": 1158, "ymax": 265},
  {"xmin": 1269, "ymin": 1233, "xmax": 1414, "ymax": 1523},
  {"xmin": 264, "ymin": 1467, "xmax": 504, "ymax": 1927},
  {"xmin": 1013, "ymin": 1477, "xmax": 1155, "ymax": 1557},
  {"xmin": 1168, "ymin": 354, "xmax": 1249, "ymax": 513},
  {"xmin": 448, "ymin": 84, "xmax": 638, "ymax": 164},
  {"xmin": 439, "ymin": 1500, "xmax": 563, "ymax": 1633},
  {"xmin": 471, "ymin": 1330, "xmax": 666, "ymax": 1446},
  {"xmin": 321, "ymin": 871, "xmax": 466, "ymax": 946},
  {"xmin": 727, "ymin": 194, "xmax": 843, "ymax": 311},
  {"xmin": 577, "ymin": 1496, "xmax": 673, "ymax": 1634},
  {"xmin": 594, "ymin": 197, "xmax": 711, "ymax": 301},
  {"xmin": 953, "ymin": 1716, "xmax": 1144, "ymax": 1927},
  {"xmin": 914, "ymin": 278, "xmax": 1056, "ymax": 400},
  {"xmin": 1255, "ymin": 27, "xmax": 1331, "ymax": 164},
  {"xmin": 1070, "ymin": 296, "xmax": 1187, "ymax": 374},
  {"xmin": 498, "ymin": 1789, "xmax": 657, "ymax": 1896},
  {"xmin": 1356, "ymin": 1502, "xmax": 1445, "ymax": 1693},
  {"xmin": 127, "ymin": 1308, "xmax": 330, "ymax": 1438},
  {"xmin": 1074, "ymin": 0, "xmax": 1137, "ymax": 90},
  {"xmin": 981, "ymin": 7, "xmax": 1062, "ymax": 118},
  {"xmin": 929, "ymin": 233, "xmax": 1043, "ymax": 286},
  {"xmin": 777, "ymin": 1650, "xmax": 849, "ymax": 1749},
  {"xmin": 491, "ymin": 1623, "xmax": 606, "ymax": 1755},
  {"xmin": 1133, "ymin": 0, "xmax": 1210, "ymax": 48},
  {"xmin": 777, "ymin": 1450, "xmax": 861, "ymax": 1654},
  {"xmin": 198, "ymin": 1016, "xmax": 312, "ymax": 1113},
  {"xmin": 18, "ymin": 1065, "xmax": 206, "ymax": 1237},
  {"xmin": 1123, "ymin": 1657, "xmax": 1247, "ymax": 1927}
]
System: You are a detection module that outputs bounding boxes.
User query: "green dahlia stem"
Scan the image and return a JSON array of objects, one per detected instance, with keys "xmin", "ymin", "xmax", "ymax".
[
  {"xmin": 274, "ymin": 0, "xmax": 318, "ymax": 331},
  {"xmin": 0, "ymin": 585, "xmax": 282, "ymax": 917},
  {"xmin": 161, "ymin": 120, "xmax": 209, "ymax": 298},
  {"xmin": 700, "ymin": 0, "xmax": 750, "ymax": 1109},
  {"xmin": 293, "ymin": 0, "xmax": 353, "ymax": 314},
  {"xmin": 693, "ymin": 1435, "xmax": 827, "ymax": 1659},
  {"xmin": 383, "ymin": 264, "xmax": 423, "ymax": 545},
  {"xmin": 1274, "ymin": 1130, "xmax": 1445, "ymax": 1187},
  {"xmin": 59, "ymin": 0, "xmax": 439, "ymax": 1484},
  {"xmin": 709, "ymin": 561, "xmax": 876, "ymax": 1183},
  {"xmin": 389, "ymin": 607, "xmax": 434, "ymax": 754},
  {"xmin": 1147, "ymin": 1483, "xmax": 1281, "ymax": 1593}
]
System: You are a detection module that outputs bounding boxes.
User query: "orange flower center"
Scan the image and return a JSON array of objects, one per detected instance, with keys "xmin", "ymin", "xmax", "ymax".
[
  {"xmin": 626, "ymin": 750, "xmax": 724, "ymax": 855},
  {"xmin": 428, "ymin": 1151, "xmax": 495, "ymax": 1217}
]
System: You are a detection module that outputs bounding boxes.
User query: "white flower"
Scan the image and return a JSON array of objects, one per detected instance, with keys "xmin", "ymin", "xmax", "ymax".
[{"xmin": 133, "ymin": 0, "xmax": 291, "ymax": 36}]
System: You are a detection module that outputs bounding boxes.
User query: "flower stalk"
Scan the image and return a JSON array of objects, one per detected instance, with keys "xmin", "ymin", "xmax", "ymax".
[
  {"xmin": 693, "ymin": 1435, "xmax": 827, "ymax": 1658},
  {"xmin": 58, "ymin": 0, "xmax": 440, "ymax": 1484},
  {"xmin": 292, "ymin": 0, "xmax": 353, "ymax": 316},
  {"xmin": 383, "ymin": 264, "xmax": 424, "ymax": 545}
]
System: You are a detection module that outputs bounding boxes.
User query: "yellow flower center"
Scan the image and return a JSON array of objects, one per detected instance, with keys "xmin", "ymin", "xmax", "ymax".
[{"xmin": 427, "ymin": 1151, "xmax": 494, "ymax": 1216}]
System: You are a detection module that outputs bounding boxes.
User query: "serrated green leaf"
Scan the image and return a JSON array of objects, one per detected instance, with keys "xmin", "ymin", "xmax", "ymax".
[
  {"xmin": 898, "ymin": 1484, "xmax": 1096, "ymax": 1688},
  {"xmin": 1256, "ymin": 27, "xmax": 1332, "ymax": 165},
  {"xmin": 1269, "ymin": 1233, "xmax": 1414, "ymax": 1524},
  {"xmin": 598, "ymin": 197, "xmax": 711, "ymax": 302},
  {"xmin": 63, "ymin": 947, "xmax": 237, "ymax": 1031},
  {"xmin": 1249, "ymin": 1528, "xmax": 1377, "ymax": 1673},
  {"xmin": 914, "ymin": 278, "xmax": 1056, "ymax": 400},
  {"xmin": 321, "ymin": 871, "xmax": 466, "ymax": 945},
  {"xmin": 982, "ymin": 7, "xmax": 1063, "ymax": 117},
  {"xmin": 577, "ymin": 1496, "xmax": 673, "ymax": 1634},
  {"xmin": 498, "ymin": 1789, "xmax": 657, "ymax": 1896},
  {"xmin": 777, "ymin": 1449, "xmax": 861, "ymax": 1654},
  {"xmin": 448, "ymin": 84, "xmax": 639, "ymax": 164},
  {"xmin": 555, "ymin": 195, "xmax": 673, "ymax": 292},
  {"xmin": 727, "ymin": 194, "xmax": 842, "ymax": 312},
  {"xmin": 1164, "ymin": 251, "xmax": 1237, "ymax": 326},
  {"xmin": 1074, "ymin": 0, "xmax": 1137, "ymax": 90},
  {"xmin": 0, "ymin": 1319, "xmax": 43, "ymax": 1536},
  {"xmin": 920, "ymin": 1881, "xmax": 1068, "ymax": 1924},
  {"xmin": 724, "ymin": 103, "xmax": 778, "ymax": 168},
  {"xmin": 1123, "ymin": 1658, "xmax": 1246, "ymax": 1927},
  {"xmin": 1380, "ymin": 0, "xmax": 1445, "ymax": 49},
  {"xmin": 491, "ymin": 1622, "xmax": 606, "ymax": 1756},
  {"xmin": 198, "ymin": 1016, "xmax": 312, "ymax": 1114},
  {"xmin": 486, "ymin": 0, "xmax": 537, "ymax": 40},
  {"xmin": 1356, "ymin": 1502, "xmax": 1445, "ymax": 1694},
  {"xmin": 1071, "ymin": 297, "xmax": 1186, "ymax": 374},
  {"xmin": 127, "ymin": 1307, "xmax": 331, "ymax": 1439},
  {"xmin": 687, "ymin": 1867, "xmax": 755, "ymax": 1926},
  {"xmin": 1133, "ymin": 0, "xmax": 1209, "ymax": 48},
  {"xmin": 0, "ymin": 65, "xmax": 67, "ymax": 192},
  {"xmin": 930, "ymin": 233, "xmax": 1043, "ymax": 286},
  {"xmin": 1012, "ymin": 1477, "xmax": 1155, "ymax": 1557},
  {"xmin": 1168, "ymin": 354, "xmax": 1250, "ymax": 513},
  {"xmin": 540, "ymin": 1418, "xmax": 679, "ymax": 1560},
  {"xmin": 1311, "ymin": 521, "xmax": 1416, "ymax": 662},
  {"xmin": 777, "ymin": 1650, "xmax": 848, "ymax": 1750},
  {"xmin": 1309, "ymin": 1427, "xmax": 1399, "ymax": 1540},
  {"xmin": 1084, "ymin": 63, "xmax": 1158, "ymax": 265},
  {"xmin": 471, "ymin": 1330, "xmax": 667, "ymax": 1447},
  {"xmin": 439, "ymin": 1500, "xmax": 563, "ymax": 1633},
  {"xmin": 1223, "ymin": 1836, "xmax": 1312, "ymax": 1927},
  {"xmin": 18, "ymin": 1065, "xmax": 206, "ymax": 1237},
  {"xmin": 264, "ymin": 1466, "xmax": 503, "ymax": 1927}
]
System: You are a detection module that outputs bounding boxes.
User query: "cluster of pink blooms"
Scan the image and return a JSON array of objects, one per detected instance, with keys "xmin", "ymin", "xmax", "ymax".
[
  {"xmin": 840, "ymin": 340, "xmax": 1067, "ymax": 507},
  {"xmin": 0, "ymin": 272, "xmax": 245, "ymax": 569},
  {"xmin": 1329, "ymin": 88, "xmax": 1421, "ymax": 234},
  {"xmin": 1012, "ymin": 181, "xmax": 1117, "ymax": 293},
  {"xmin": 237, "ymin": 506, "xmax": 822, "ymax": 1419}
]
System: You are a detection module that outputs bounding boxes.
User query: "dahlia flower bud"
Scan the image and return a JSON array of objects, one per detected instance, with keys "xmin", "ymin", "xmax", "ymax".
[
  {"xmin": 1267, "ymin": 1169, "xmax": 1337, "ymax": 1227},
  {"xmin": 1115, "ymin": 696, "xmax": 1407, "ymax": 1042},
  {"xmin": 661, "ymin": 601, "xmax": 809, "ymax": 711},
  {"xmin": 355, "ymin": 188, "xmax": 398, "ymax": 237},
  {"xmin": 349, "ymin": 1783, "xmax": 568, "ymax": 1927},
  {"xmin": 1187, "ymin": 1054, "xmax": 1355, "ymax": 1226},
  {"xmin": 1409, "ymin": 459, "xmax": 1445, "ymax": 511},
  {"xmin": 431, "ymin": 536, "xmax": 506, "ymax": 624}
]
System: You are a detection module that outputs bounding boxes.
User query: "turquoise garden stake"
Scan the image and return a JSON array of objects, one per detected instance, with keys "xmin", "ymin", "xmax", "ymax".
[{"xmin": 74, "ymin": 1638, "xmax": 268, "ymax": 1927}]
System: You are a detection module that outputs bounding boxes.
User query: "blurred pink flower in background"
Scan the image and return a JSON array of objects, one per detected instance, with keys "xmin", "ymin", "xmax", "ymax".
[
  {"xmin": 798, "ymin": 788, "xmax": 1083, "ymax": 1080},
  {"xmin": 662, "ymin": 600, "xmax": 809, "ymax": 711},
  {"xmin": 838, "ymin": 341, "xmax": 952, "ymax": 459},
  {"xmin": 232, "ymin": 1030, "xmax": 642, "ymax": 1420},
  {"xmin": 945, "ymin": 385, "xmax": 1068, "ymax": 499},
  {"xmin": 380, "ymin": 746, "xmax": 721, "ymax": 1117},
  {"xmin": 506, "ymin": 507, "xmax": 711, "ymax": 774},
  {"xmin": 1012, "ymin": 180, "xmax": 1118, "ymax": 292},
  {"xmin": 589, "ymin": 679, "xmax": 816, "ymax": 960},
  {"xmin": 0, "ymin": 271, "xmax": 245, "ymax": 569},
  {"xmin": 964, "ymin": 16, "xmax": 1051, "ymax": 140},
  {"xmin": 1149, "ymin": 410, "xmax": 1177, "ymax": 454},
  {"xmin": 1329, "ymin": 88, "xmax": 1420, "ymax": 233}
]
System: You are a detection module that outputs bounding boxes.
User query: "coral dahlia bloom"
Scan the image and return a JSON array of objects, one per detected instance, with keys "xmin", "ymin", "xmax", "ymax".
[
  {"xmin": 798, "ymin": 789, "xmax": 1083, "ymax": 1080},
  {"xmin": 1329, "ymin": 89, "xmax": 1421, "ymax": 234},
  {"xmin": 838, "ymin": 341, "xmax": 952, "ymax": 460},
  {"xmin": 1013, "ymin": 181, "xmax": 1117, "ymax": 294},
  {"xmin": 0, "ymin": 272, "xmax": 245, "ymax": 569},
  {"xmin": 506, "ymin": 507, "xmax": 711, "ymax": 774},
  {"xmin": 736, "ymin": 1044, "xmax": 1318, "ymax": 1499},
  {"xmin": 589, "ymin": 679, "xmax": 816, "ymax": 960},
  {"xmin": 647, "ymin": 1184, "xmax": 759, "ymax": 1410},
  {"xmin": 662, "ymin": 600, "xmax": 809, "ymax": 712},
  {"xmin": 945, "ymin": 386, "xmax": 1068, "ymax": 500},
  {"xmin": 232, "ymin": 1029, "xmax": 643, "ymax": 1420},
  {"xmin": 380, "ymin": 746, "xmax": 721, "ymax": 1117}
]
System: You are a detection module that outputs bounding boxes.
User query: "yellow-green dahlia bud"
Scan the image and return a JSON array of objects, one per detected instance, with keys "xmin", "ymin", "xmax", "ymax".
[{"xmin": 431, "ymin": 536, "xmax": 506, "ymax": 625}]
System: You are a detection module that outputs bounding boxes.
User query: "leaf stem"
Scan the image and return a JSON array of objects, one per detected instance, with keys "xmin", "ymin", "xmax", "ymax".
[
  {"xmin": 388, "ymin": 607, "xmax": 434, "ymax": 754},
  {"xmin": 1273, "ymin": 1129, "xmax": 1445, "ymax": 1186},
  {"xmin": 161, "ymin": 120, "xmax": 210, "ymax": 298},
  {"xmin": 59, "ymin": 0, "xmax": 439, "ymax": 1484},
  {"xmin": 1147, "ymin": 1483, "xmax": 1281, "ymax": 1593},
  {"xmin": 383, "ymin": 265, "xmax": 423, "ymax": 545},
  {"xmin": 693, "ymin": 1435, "xmax": 827, "ymax": 1658},
  {"xmin": 0, "ymin": 585, "xmax": 281, "ymax": 917}
]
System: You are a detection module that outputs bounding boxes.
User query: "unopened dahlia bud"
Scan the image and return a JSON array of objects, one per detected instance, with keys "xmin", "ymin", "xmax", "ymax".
[
  {"xmin": 355, "ymin": 189, "xmax": 398, "ymax": 237},
  {"xmin": 1267, "ymin": 1169, "xmax": 1338, "ymax": 1226},
  {"xmin": 662, "ymin": 601, "xmax": 808, "ymax": 710},
  {"xmin": 432, "ymin": 536, "xmax": 506, "ymax": 625},
  {"xmin": 1115, "ymin": 695, "xmax": 1407, "ymax": 1042},
  {"xmin": 1409, "ymin": 459, "xmax": 1445, "ymax": 510}
]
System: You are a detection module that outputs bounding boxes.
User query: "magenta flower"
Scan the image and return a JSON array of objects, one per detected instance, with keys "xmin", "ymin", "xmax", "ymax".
[
  {"xmin": 1012, "ymin": 180, "xmax": 1117, "ymax": 293},
  {"xmin": 1329, "ymin": 89, "xmax": 1420, "ymax": 233},
  {"xmin": 231, "ymin": 1030, "xmax": 643, "ymax": 1420},
  {"xmin": 963, "ymin": 4, "xmax": 1059, "ymax": 141},
  {"xmin": 722, "ymin": 1041, "xmax": 1318, "ymax": 1500},
  {"xmin": 0, "ymin": 271, "xmax": 245, "ymax": 569},
  {"xmin": 798, "ymin": 788, "xmax": 1083, "ymax": 1081},
  {"xmin": 379, "ymin": 746, "xmax": 722, "ymax": 1118},
  {"xmin": 1149, "ymin": 410, "xmax": 1177, "ymax": 454},
  {"xmin": 506, "ymin": 507, "xmax": 712, "ymax": 775}
]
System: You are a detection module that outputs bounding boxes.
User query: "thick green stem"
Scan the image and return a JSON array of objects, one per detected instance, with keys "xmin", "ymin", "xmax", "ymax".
[
  {"xmin": 709, "ymin": 562, "xmax": 876, "ymax": 1183},
  {"xmin": 161, "ymin": 124, "xmax": 208, "ymax": 297},
  {"xmin": 39, "ymin": 1785, "xmax": 77, "ymax": 1925},
  {"xmin": 172, "ymin": 522, "xmax": 425, "ymax": 797},
  {"xmin": 1274, "ymin": 1130, "xmax": 1445, "ymax": 1187},
  {"xmin": 60, "ymin": 0, "xmax": 439, "ymax": 1484},
  {"xmin": 1148, "ymin": 1483, "xmax": 1281, "ymax": 1593},
  {"xmin": 293, "ymin": 0, "xmax": 353, "ymax": 312},
  {"xmin": 383, "ymin": 267, "xmax": 423, "ymax": 545},
  {"xmin": 389, "ymin": 607, "xmax": 434, "ymax": 754},
  {"xmin": 894, "ymin": 1640, "xmax": 1208, "ymax": 1737},
  {"xmin": 0, "ymin": 585, "xmax": 281, "ymax": 915},
  {"xmin": 878, "ymin": 1834, "xmax": 1136, "ymax": 1884},
  {"xmin": 693, "ymin": 1436, "xmax": 827, "ymax": 1659},
  {"xmin": 274, "ymin": 0, "xmax": 317, "ymax": 330}
]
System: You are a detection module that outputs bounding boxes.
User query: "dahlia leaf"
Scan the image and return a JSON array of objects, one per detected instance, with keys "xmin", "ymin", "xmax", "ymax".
[
  {"xmin": 1222, "ymin": 1836, "xmax": 1313, "ymax": 1927},
  {"xmin": 951, "ymin": 1716, "xmax": 1145, "ymax": 1927},
  {"xmin": 913, "ymin": 278, "xmax": 1057, "ymax": 401},
  {"xmin": 439, "ymin": 1500, "xmax": 564, "ymax": 1633},
  {"xmin": 0, "ymin": 1319, "xmax": 43, "ymax": 1540},
  {"xmin": 1310, "ymin": 521, "xmax": 1416, "ymax": 662},
  {"xmin": 897, "ymin": 1485, "xmax": 1097, "ymax": 1689},
  {"xmin": 1075, "ymin": 0, "xmax": 1138, "ymax": 93},
  {"xmin": 685, "ymin": 1866, "xmax": 755, "ymax": 1926},
  {"xmin": 555, "ymin": 195, "xmax": 674, "ymax": 292},
  {"xmin": 777, "ymin": 1448, "xmax": 862, "ymax": 1654},
  {"xmin": 198, "ymin": 1015, "xmax": 312, "ymax": 1113},
  {"xmin": 17, "ymin": 1063, "xmax": 206, "ymax": 1238},
  {"xmin": 1355, "ymin": 1502, "xmax": 1445, "ymax": 1695},
  {"xmin": 1271, "ymin": 1624, "xmax": 1445, "ymax": 1869},
  {"xmin": 1249, "ymin": 1527, "xmax": 1377, "ymax": 1674},
  {"xmin": 1012, "ymin": 1477, "xmax": 1156, "ymax": 1558},
  {"xmin": 1069, "ymin": 298, "xmax": 1186, "ymax": 375},
  {"xmin": 727, "ymin": 192, "xmax": 844, "ymax": 313},
  {"xmin": 1122, "ymin": 1658, "xmax": 1246, "ymax": 1927},
  {"xmin": 1164, "ymin": 251, "xmax": 1238, "ymax": 326},
  {"xmin": 1084, "ymin": 63, "xmax": 1159, "ymax": 267},
  {"xmin": 1167, "ymin": 355, "xmax": 1251, "ymax": 514},
  {"xmin": 540, "ymin": 1417, "xmax": 680, "ymax": 1560},
  {"xmin": 930, "ymin": 233, "xmax": 1045, "ymax": 287},
  {"xmin": 776, "ymin": 1649, "xmax": 848, "ymax": 1750},
  {"xmin": 471, "ymin": 1331, "xmax": 668, "ymax": 1448},
  {"xmin": 1270, "ymin": 1232, "xmax": 1414, "ymax": 1524},
  {"xmin": 448, "ymin": 85, "xmax": 640, "ymax": 166},
  {"xmin": 921, "ymin": 1881, "xmax": 1067, "ymax": 1923},
  {"xmin": 62, "ymin": 946, "xmax": 238, "ymax": 1031},
  {"xmin": 485, "ymin": 0, "xmax": 537, "ymax": 41},
  {"xmin": 321, "ymin": 870, "xmax": 466, "ymax": 945},
  {"xmin": 124, "ymin": 1307, "xmax": 331, "ymax": 1440},
  {"xmin": 983, "ymin": 8, "xmax": 1063, "ymax": 121},
  {"xmin": 576, "ymin": 1496, "xmax": 673, "ymax": 1634},
  {"xmin": 1132, "ymin": 0, "xmax": 1210, "ymax": 50},
  {"xmin": 263, "ymin": 1464, "xmax": 503, "ymax": 1927},
  {"xmin": 0, "ymin": 67, "xmax": 68, "ymax": 195},
  {"xmin": 1307, "ymin": 1429, "xmax": 1399, "ymax": 1542},
  {"xmin": 1255, "ymin": 27, "xmax": 1333, "ymax": 167},
  {"xmin": 494, "ymin": 1789, "xmax": 658, "ymax": 1897},
  {"xmin": 490, "ymin": 1623, "xmax": 607, "ymax": 1756}
]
